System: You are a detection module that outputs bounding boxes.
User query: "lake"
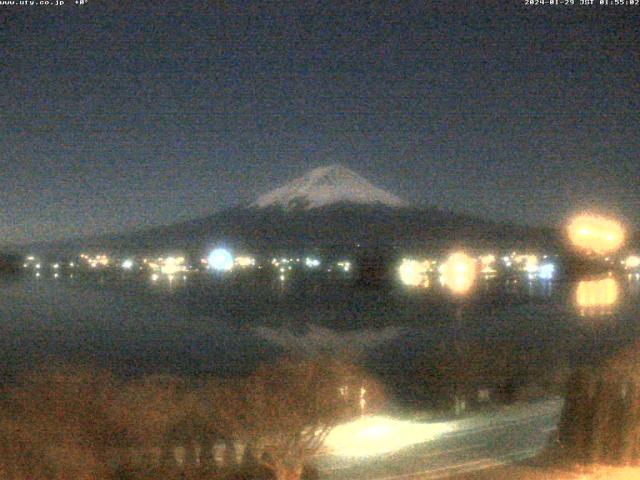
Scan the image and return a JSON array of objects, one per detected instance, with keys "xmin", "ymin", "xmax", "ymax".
[{"xmin": 1, "ymin": 270, "xmax": 639, "ymax": 403}]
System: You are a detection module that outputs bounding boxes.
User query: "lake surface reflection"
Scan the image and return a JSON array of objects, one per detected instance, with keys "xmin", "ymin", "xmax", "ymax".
[{"xmin": 0, "ymin": 272, "xmax": 639, "ymax": 387}]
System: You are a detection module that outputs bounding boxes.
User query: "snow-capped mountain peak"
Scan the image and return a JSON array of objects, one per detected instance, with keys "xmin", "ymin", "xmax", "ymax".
[{"xmin": 252, "ymin": 165, "xmax": 407, "ymax": 209}]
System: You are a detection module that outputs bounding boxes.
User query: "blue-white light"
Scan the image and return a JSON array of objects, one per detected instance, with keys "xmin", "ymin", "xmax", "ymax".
[
  {"xmin": 538, "ymin": 263, "xmax": 555, "ymax": 280},
  {"xmin": 305, "ymin": 257, "xmax": 321, "ymax": 268},
  {"xmin": 122, "ymin": 259, "xmax": 134, "ymax": 270},
  {"xmin": 208, "ymin": 248, "xmax": 234, "ymax": 272}
]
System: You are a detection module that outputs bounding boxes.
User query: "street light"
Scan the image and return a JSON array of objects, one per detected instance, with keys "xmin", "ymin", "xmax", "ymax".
[
  {"xmin": 440, "ymin": 251, "xmax": 477, "ymax": 415},
  {"xmin": 208, "ymin": 248, "xmax": 234, "ymax": 272},
  {"xmin": 439, "ymin": 252, "xmax": 477, "ymax": 295},
  {"xmin": 624, "ymin": 255, "xmax": 640, "ymax": 270},
  {"xmin": 567, "ymin": 213, "xmax": 626, "ymax": 255},
  {"xmin": 398, "ymin": 258, "xmax": 430, "ymax": 288}
]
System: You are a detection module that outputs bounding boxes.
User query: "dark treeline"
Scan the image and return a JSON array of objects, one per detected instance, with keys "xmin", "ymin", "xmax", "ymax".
[{"xmin": 0, "ymin": 357, "xmax": 383, "ymax": 480}]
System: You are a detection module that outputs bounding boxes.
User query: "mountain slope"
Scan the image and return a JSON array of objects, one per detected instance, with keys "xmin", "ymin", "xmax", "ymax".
[
  {"xmin": 251, "ymin": 165, "xmax": 407, "ymax": 209},
  {"xmin": 21, "ymin": 165, "xmax": 563, "ymax": 256},
  {"xmin": 26, "ymin": 203, "xmax": 558, "ymax": 258}
]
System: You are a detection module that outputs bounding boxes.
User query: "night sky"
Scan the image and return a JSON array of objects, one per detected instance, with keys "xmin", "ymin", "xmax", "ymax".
[{"xmin": 1, "ymin": 2, "xmax": 638, "ymax": 245}]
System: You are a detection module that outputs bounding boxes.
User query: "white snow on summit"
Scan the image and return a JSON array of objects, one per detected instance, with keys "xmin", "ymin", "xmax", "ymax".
[{"xmin": 252, "ymin": 165, "xmax": 407, "ymax": 209}]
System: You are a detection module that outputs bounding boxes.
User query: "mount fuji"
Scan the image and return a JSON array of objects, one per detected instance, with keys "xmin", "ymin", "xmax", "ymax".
[
  {"xmin": 25, "ymin": 165, "xmax": 558, "ymax": 256},
  {"xmin": 252, "ymin": 165, "xmax": 407, "ymax": 210}
]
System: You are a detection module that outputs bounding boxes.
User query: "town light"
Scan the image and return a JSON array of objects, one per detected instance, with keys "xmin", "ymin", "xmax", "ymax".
[
  {"xmin": 337, "ymin": 260, "xmax": 351, "ymax": 272},
  {"xmin": 567, "ymin": 213, "xmax": 625, "ymax": 255},
  {"xmin": 122, "ymin": 259, "xmax": 134, "ymax": 270},
  {"xmin": 624, "ymin": 255, "xmax": 640, "ymax": 270},
  {"xmin": 305, "ymin": 257, "xmax": 320, "ymax": 268},
  {"xmin": 235, "ymin": 255, "xmax": 256, "ymax": 268},
  {"xmin": 538, "ymin": 263, "xmax": 556, "ymax": 280},
  {"xmin": 479, "ymin": 254, "xmax": 496, "ymax": 266},
  {"xmin": 208, "ymin": 248, "xmax": 234, "ymax": 272},
  {"xmin": 398, "ymin": 259, "xmax": 429, "ymax": 288},
  {"xmin": 440, "ymin": 252, "xmax": 476, "ymax": 295},
  {"xmin": 518, "ymin": 255, "xmax": 539, "ymax": 273},
  {"xmin": 160, "ymin": 256, "xmax": 185, "ymax": 275}
]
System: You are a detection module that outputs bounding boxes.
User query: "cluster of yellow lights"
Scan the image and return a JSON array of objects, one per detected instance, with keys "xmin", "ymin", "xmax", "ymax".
[
  {"xmin": 145, "ymin": 256, "xmax": 187, "ymax": 276},
  {"xmin": 576, "ymin": 278, "xmax": 619, "ymax": 315},
  {"xmin": 624, "ymin": 255, "xmax": 640, "ymax": 270},
  {"xmin": 80, "ymin": 253, "xmax": 110, "ymax": 268},
  {"xmin": 478, "ymin": 254, "xmax": 497, "ymax": 275},
  {"xmin": 439, "ymin": 252, "xmax": 476, "ymax": 295},
  {"xmin": 271, "ymin": 257, "xmax": 306, "ymax": 268},
  {"xmin": 235, "ymin": 256, "xmax": 256, "ymax": 268},
  {"xmin": 159, "ymin": 256, "xmax": 186, "ymax": 275},
  {"xmin": 567, "ymin": 214, "xmax": 626, "ymax": 255},
  {"xmin": 337, "ymin": 260, "xmax": 351, "ymax": 272},
  {"xmin": 398, "ymin": 259, "xmax": 430, "ymax": 288}
]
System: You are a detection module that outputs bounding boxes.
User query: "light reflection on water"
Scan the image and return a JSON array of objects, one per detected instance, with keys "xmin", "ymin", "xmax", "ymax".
[
  {"xmin": 0, "ymin": 271, "xmax": 639, "ymax": 378},
  {"xmin": 575, "ymin": 277, "xmax": 620, "ymax": 317}
]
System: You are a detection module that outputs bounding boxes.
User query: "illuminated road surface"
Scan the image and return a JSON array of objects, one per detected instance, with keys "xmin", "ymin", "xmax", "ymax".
[{"xmin": 318, "ymin": 397, "xmax": 563, "ymax": 479}]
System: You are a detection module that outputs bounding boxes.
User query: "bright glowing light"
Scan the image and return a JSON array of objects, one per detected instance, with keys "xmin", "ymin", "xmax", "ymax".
[
  {"xmin": 160, "ymin": 256, "xmax": 186, "ymax": 275},
  {"xmin": 208, "ymin": 248, "xmax": 234, "ymax": 272},
  {"xmin": 122, "ymin": 259, "xmax": 134, "ymax": 270},
  {"xmin": 27, "ymin": 256, "xmax": 35, "ymax": 261},
  {"xmin": 84, "ymin": 254, "xmax": 110, "ymax": 268},
  {"xmin": 324, "ymin": 415, "xmax": 453, "ymax": 457},
  {"xmin": 576, "ymin": 277, "xmax": 620, "ymax": 315},
  {"xmin": 440, "ymin": 252, "xmax": 476, "ymax": 295},
  {"xmin": 398, "ymin": 259, "xmax": 430, "ymax": 288},
  {"xmin": 538, "ymin": 263, "xmax": 556, "ymax": 280},
  {"xmin": 235, "ymin": 256, "xmax": 256, "ymax": 268},
  {"xmin": 337, "ymin": 261, "xmax": 351, "ymax": 272},
  {"xmin": 52, "ymin": 263, "xmax": 60, "ymax": 270},
  {"xmin": 53, "ymin": 273, "xmax": 59, "ymax": 278},
  {"xmin": 95, "ymin": 254, "xmax": 109, "ymax": 266},
  {"xmin": 35, "ymin": 263, "xmax": 41, "ymax": 270},
  {"xmin": 305, "ymin": 257, "xmax": 321, "ymax": 268},
  {"xmin": 151, "ymin": 273, "xmax": 159, "ymax": 282},
  {"xmin": 624, "ymin": 255, "xmax": 640, "ymax": 270},
  {"xmin": 35, "ymin": 272, "xmax": 40, "ymax": 278},
  {"xmin": 567, "ymin": 213, "xmax": 626, "ymax": 255}
]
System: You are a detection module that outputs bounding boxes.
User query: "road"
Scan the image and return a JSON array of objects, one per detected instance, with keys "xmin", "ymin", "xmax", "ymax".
[{"xmin": 317, "ymin": 397, "xmax": 563, "ymax": 480}]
